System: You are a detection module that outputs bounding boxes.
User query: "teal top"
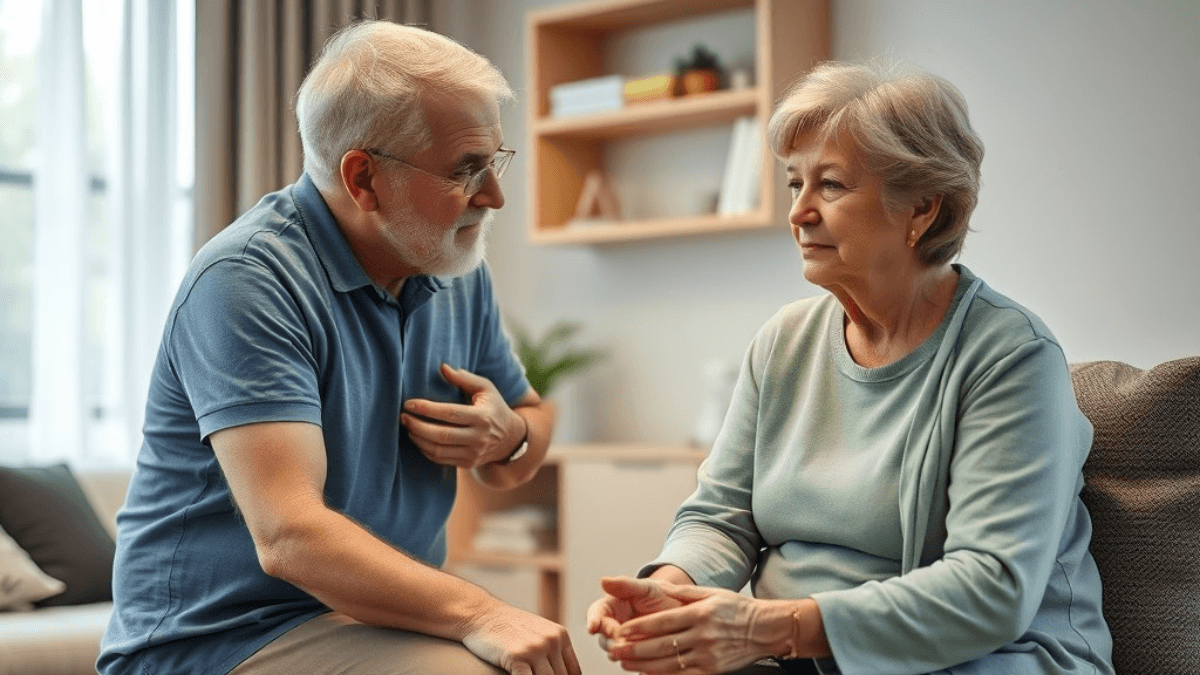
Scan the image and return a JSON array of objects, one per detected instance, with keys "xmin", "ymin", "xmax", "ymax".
[{"xmin": 647, "ymin": 266, "xmax": 1114, "ymax": 675}]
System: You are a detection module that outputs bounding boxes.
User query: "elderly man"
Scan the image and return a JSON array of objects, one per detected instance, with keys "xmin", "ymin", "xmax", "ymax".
[{"xmin": 98, "ymin": 21, "xmax": 575, "ymax": 675}]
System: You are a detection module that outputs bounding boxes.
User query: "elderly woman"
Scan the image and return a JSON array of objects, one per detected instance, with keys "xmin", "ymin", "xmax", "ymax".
[{"xmin": 587, "ymin": 62, "xmax": 1114, "ymax": 675}]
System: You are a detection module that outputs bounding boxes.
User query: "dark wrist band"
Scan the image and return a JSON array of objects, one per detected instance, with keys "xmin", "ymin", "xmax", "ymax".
[{"xmin": 502, "ymin": 422, "xmax": 529, "ymax": 464}]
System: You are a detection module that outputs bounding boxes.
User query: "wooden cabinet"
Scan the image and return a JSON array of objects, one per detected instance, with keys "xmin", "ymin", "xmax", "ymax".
[
  {"xmin": 446, "ymin": 443, "xmax": 706, "ymax": 671},
  {"xmin": 527, "ymin": 0, "xmax": 830, "ymax": 245},
  {"xmin": 561, "ymin": 448, "xmax": 707, "ymax": 674}
]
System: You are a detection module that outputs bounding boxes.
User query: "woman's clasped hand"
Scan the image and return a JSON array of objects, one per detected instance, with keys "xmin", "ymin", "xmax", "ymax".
[{"xmin": 588, "ymin": 576, "xmax": 813, "ymax": 675}]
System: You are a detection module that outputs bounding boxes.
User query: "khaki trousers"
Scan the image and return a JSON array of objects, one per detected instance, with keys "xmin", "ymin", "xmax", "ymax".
[{"xmin": 229, "ymin": 612, "xmax": 505, "ymax": 675}]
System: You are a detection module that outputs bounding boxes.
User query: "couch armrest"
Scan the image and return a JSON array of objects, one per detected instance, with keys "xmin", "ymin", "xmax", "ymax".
[{"xmin": 75, "ymin": 470, "xmax": 132, "ymax": 540}]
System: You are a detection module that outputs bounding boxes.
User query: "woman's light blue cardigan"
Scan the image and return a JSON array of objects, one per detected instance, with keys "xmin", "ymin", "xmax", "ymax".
[{"xmin": 644, "ymin": 267, "xmax": 1114, "ymax": 675}]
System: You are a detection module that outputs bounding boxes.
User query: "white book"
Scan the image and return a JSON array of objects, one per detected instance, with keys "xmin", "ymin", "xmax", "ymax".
[
  {"xmin": 472, "ymin": 530, "xmax": 540, "ymax": 555},
  {"xmin": 550, "ymin": 90, "xmax": 623, "ymax": 109},
  {"xmin": 550, "ymin": 75, "xmax": 624, "ymax": 117},
  {"xmin": 717, "ymin": 117, "xmax": 749, "ymax": 215},
  {"xmin": 550, "ymin": 98, "xmax": 623, "ymax": 118},
  {"xmin": 738, "ymin": 116, "xmax": 764, "ymax": 213},
  {"xmin": 478, "ymin": 505, "xmax": 553, "ymax": 534},
  {"xmin": 550, "ymin": 74, "xmax": 624, "ymax": 100}
]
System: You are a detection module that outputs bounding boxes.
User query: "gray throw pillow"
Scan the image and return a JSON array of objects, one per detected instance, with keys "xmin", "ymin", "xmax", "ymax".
[
  {"xmin": 1070, "ymin": 357, "xmax": 1200, "ymax": 675},
  {"xmin": 0, "ymin": 464, "xmax": 116, "ymax": 607}
]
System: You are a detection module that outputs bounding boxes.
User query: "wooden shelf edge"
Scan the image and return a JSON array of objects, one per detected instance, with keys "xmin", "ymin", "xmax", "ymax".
[
  {"xmin": 452, "ymin": 550, "xmax": 565, "ymax": 571},
  {"xmin": 529, "ymin": 0, "xmax": 755, "ymax": 32},
  {"xmin": 530, "ymin": 211, "xmax": 776, "ymax": 245},
  {"xmin": 534, "ymin": 87, "xmax": 759, "ymax": 139}
]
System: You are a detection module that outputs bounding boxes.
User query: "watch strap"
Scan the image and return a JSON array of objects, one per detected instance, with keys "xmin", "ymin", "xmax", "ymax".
[{"xmin": 502, "ymin": 422, "xmax": 529, "ymax": 464}]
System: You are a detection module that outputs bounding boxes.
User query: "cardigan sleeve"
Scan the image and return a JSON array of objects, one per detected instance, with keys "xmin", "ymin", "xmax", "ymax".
[{"xmin": 812, "ymin": 337, "xmax": 1093, "ymax": 675}]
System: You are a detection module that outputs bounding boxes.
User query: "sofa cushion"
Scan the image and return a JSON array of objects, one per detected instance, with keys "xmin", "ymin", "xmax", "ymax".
[
  {"xmin": 1070, "ymin": 357, "xmax": 1200, "ymax": 675},
  {"xmin": 0, "ymin": 602, "xmax": 113, "ymax": 675},
  {"xmin": 0, "ymin": 524, "xmax": 66, "ymax": 611},
  {"xmin": 0, "ymin": 464, "xmax": 115, "ymax": 607}
]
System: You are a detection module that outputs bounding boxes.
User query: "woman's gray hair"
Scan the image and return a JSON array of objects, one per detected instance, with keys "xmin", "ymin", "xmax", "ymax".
[
  {"xmin": 295, "ymin": 21, "xmax": 514, "ymax": 192},
  {"xmin": 766, "ymin": 61, "xmax": 984, "ymax": 265}
]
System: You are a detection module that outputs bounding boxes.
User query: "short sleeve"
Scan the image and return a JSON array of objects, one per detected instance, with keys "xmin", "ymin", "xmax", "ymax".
[{"xmin": 167, "ymin": 258, "xmax": 323, "ymax": 439}]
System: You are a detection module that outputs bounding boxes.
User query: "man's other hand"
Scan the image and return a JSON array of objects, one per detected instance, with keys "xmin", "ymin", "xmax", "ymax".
[
  {"xmin": 401, "ymin": 364, "xmax": 526, "ymax": 469},
  {"xmin": 460, "ymin": 603, "xmax": 581, "ymax": 675}
]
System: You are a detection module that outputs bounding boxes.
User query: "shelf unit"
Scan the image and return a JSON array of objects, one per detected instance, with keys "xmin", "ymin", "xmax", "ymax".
[
  {"xmin": 445, "ymin": 443, "xmax": 706, "ymax": 631},
  {"xmin": 526, "ymin": 0, "xmax": 829, "ymax": 245}
]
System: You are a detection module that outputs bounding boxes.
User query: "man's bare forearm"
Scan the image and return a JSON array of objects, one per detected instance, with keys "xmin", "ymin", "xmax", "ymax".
[{"xmin": 260, "ymin": 504, "xmax": 499, "ymax": 640}]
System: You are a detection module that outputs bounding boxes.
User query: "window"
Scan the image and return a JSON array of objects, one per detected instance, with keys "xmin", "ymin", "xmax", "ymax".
[
  {"xmin": 0, "ymin": 0, "xmax": 194, "ymax": 465},
  {"xmin": 0, "ymin": 3, "xmax": 41, "ymax": 420}
]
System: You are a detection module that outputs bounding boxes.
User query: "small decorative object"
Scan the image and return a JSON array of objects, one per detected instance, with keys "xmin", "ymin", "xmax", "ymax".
[
  {"xmin": 571, "ymin": 170, "xmax": 622, "ymax": 226},
  {"xmin": 508, "ymin": 320, "xmax": 607, "ymax": 398},
  {"xmin": 691, "ymin": 358, "xmax": 739, "ymax": 449},
  {"xmin": 674, "ymin": 43, "xmax": 723, "ymax": 95},
  {"xmin": 729, "ymin": 67, "xmax": 752, "ymax": 90},
  {"xmin": 623, "ymin": 73, "xmax": 677, "ymax": 104}
]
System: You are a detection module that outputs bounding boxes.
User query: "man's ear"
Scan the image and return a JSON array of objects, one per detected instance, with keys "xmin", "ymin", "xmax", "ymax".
[{"xmin": 340, "ymin": 150, "xmax": 380, "ymax": 213}]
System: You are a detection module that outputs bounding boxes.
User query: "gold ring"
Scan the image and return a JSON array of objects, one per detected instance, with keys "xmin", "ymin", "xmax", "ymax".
[{"xmin": 674, "ymin": 637, "xmax": 685, "ymax": 670}]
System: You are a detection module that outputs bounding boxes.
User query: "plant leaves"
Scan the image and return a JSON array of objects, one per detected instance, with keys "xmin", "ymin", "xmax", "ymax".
[{"xmin": 506, "ymin": 318, "xmax": 607, "ymax": 397}]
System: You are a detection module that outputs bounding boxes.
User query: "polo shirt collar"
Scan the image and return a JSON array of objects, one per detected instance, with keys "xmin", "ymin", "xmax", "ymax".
[
  {"xmin": 290, "ymin": 172, "xmax": 450, "ymax": 306},
  {"xmin": 292, "ymin": 173, "xmax": 373, "ymax": 294}
]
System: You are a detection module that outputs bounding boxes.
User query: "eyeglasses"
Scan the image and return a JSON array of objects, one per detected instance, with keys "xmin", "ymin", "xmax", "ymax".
[{"xmin": 365, "ymin": 146, "xmax": 516, "ymax": 198}]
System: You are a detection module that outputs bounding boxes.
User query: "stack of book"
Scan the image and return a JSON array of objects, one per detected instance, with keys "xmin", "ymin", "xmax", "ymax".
[
  {"xmin": 471, "ymin": 505, "xmax": 554, "ymax": 555},
  {"xmin": 716, "ymin": 116, "xmax": 763, "ymax": 216},
  {"xmin": 452, "ymin": 563, "xmax": 540, "ymax": 614},
  {"xmin": 549, "ymin": 75, "xmax": 625, "ymax": 118}
]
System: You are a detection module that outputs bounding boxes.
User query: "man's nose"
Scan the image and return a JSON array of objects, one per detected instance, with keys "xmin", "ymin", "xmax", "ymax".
[{"xmin": 470, "ymin": 170, "xmax": 505, "ymax": 210}]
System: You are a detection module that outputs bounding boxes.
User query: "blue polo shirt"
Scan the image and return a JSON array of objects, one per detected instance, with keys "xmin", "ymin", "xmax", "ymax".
[{"xmin": 99, "ymin": 173, "xmax": 530, "ymax": 675}]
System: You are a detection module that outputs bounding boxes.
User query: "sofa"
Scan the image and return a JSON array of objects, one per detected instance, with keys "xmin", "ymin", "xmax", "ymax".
[
  {"xmin": 1070, "ymin": 357, "xmax": 1200, "ymax": 675},
  {"xmin": 0, "ymin": 358, "xmax": 1196, "ymax": 675},
  {"xmin": 0, "ymin": 468, "xmax": 128, "ymax": 675}
]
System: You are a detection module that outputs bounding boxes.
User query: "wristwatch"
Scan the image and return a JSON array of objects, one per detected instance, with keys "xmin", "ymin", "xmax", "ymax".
[{"xmin": 503, "ymin": 431, "xmax": 529, "ymax": 464}]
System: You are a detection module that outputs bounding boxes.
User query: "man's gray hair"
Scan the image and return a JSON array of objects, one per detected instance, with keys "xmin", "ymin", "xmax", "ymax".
[
  {"xmin": 295, "ymin": 21, "xmax": 514, "ymax": 192},
  {"xmin": 767, "ymin": 61, "xmax": 984, "ymax": 265}
]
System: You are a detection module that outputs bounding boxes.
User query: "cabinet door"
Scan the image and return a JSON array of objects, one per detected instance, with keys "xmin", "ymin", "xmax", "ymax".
[{"xmin": 562, "ymin": 458, "xmax": 700, "ymax": 675}]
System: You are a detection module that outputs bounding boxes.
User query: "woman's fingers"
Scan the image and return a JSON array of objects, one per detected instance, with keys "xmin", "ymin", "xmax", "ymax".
[
  {"xmin": 617, "ymin": 603, "xmax": 701, "ymax": 641},
  {"xmin": 599, "ymin": 575, "xmax": 658, "ymax": 600},
  {"xmin": 656, "ymin": 582, "xmax": 715, "ymax": 602},
  {"xmin": 611, "ymin": 634, "xmax": 710, "ymax": 675}
]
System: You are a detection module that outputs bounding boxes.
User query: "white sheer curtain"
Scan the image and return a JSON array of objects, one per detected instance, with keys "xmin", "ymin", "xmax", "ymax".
[
  {"xmin": 105, "ymin": 0, "xmax": 186, "ymax": 465},
  {"xmin": 24, "ymin": 0, "xmax": 188, "ymax": 468},
  {"xmin": 29, "ymin": 0, "xmax": 89, "ymax": 465}
]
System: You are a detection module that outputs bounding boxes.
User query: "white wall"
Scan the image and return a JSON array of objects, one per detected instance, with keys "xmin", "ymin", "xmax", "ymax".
[{"xmin": 458, "ymin": 0, "xmax": 1200, "ymax": 446}]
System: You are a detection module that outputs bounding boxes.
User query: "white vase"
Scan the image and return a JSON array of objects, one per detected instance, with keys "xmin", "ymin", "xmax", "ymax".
[{"xmin": 691, "ymin": 358, "xmax": 739, "ymax": 449}]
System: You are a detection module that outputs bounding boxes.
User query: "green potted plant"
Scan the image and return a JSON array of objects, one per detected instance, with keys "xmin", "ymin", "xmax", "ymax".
[
  {"xmin": 674, "ymin": 43, "xmax": 723, "ymax": 95},
  {"xmin": 509, "ymin": 319, "xmax": 607, "ymax": 398}
]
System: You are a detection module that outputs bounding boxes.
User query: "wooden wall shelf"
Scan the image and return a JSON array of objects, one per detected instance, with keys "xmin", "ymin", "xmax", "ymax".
[
  {"xmin": 533, "ymin": 87, "xmax": 759, "ymax": 139},
  {"xmin": 530, "ymin": 209, "xmax": 772, "ymax": 245},
  {"xmin": 526, "ymin": 0, "xmax": 830, "ymax": 246}
]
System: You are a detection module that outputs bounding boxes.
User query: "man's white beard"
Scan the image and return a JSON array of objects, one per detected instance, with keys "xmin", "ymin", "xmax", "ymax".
[
  {"xmin": 435, "ymin": 208, "xmax": 493, "ymax": 278},
  {"xmin": 381, "ymin": 186, "xmax": 495, "ymax": 279}
]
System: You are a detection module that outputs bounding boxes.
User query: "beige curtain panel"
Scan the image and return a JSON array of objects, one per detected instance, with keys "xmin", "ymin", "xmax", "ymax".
[{"xmin": 193, "ymin": 0, "xmax": 433, "ymax": 250}]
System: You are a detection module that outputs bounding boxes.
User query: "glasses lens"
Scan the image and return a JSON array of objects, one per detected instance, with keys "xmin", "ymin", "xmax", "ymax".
[
  {"xmin": 493, "ymin": 149, "xmax": 513, "ymax": 180},
  {"xmin": 466, "ymin": 168, "xmax": 488, "ymax": 196},
  {"xmin": 465, "ymin": 149, "xmax": 515, "ymax": 196}
]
